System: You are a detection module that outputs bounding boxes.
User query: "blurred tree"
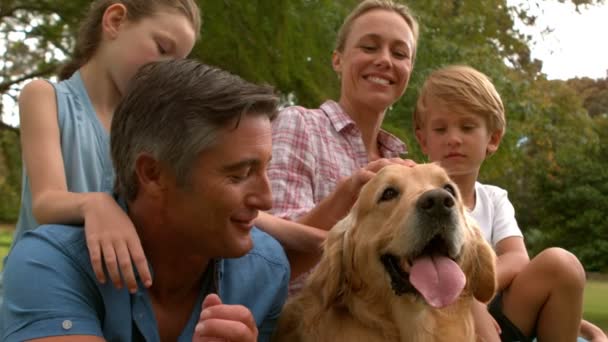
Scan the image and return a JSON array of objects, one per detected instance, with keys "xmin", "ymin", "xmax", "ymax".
[
  {"xmin": 526, "ymin": 113, "xmax": 608, "ymax": 271},
  {"xmin": 193, "ymin": 0, "xmax": 352, "ymax": 106},
  {"xmin": 0, "ymin": 0, "xmax": 89, "ymax": 222},
  {"xmin": 567, "ymin": 76, "xmax": 608, "ymax": 117},
  {"xmin": 0, "ymin": 128, "xmax": 20, "ymax": 222},
  {"xmin": 0, "ymin": 0, "xmax": 89, "ymax": 124},
  {"xmin": 505, "ymin": 78, "xmax": 597, "ymax": 228},
  {"xmin": 389, "ymin": 0, "xmax": 540, "ymax": 162},
  {"xmin": 0, "ymin": 0, "xmax": 603, "ymax": 124}
]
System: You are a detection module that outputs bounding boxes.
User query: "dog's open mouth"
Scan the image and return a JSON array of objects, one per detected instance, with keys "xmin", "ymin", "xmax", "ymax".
[{"xmin": 380, "ymin": 236, "xmax": 466, "ymax": 308}]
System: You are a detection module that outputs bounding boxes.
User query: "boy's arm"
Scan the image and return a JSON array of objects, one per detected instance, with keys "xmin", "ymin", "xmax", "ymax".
[
  {"xmin": 486, "ymin": 185, "xmax": 528, "ymax": 291},
  {"xmin": 494, "ymin": 236, "xmax": 529, "ymax": 291}
]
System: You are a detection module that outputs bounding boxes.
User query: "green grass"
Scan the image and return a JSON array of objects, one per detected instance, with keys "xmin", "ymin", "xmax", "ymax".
[
  {"xmin": 584, "ymin": 281, "xmax": 608, "ymax": 332},
  {"xmin": 0, "ymin": 225, "xmax": 13, "ymax": 272}
]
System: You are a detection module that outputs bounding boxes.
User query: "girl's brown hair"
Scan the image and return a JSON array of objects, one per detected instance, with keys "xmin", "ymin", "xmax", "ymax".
[{"xmin": 58, "ymin": 0, "xmax": 201, "ymax": 80}]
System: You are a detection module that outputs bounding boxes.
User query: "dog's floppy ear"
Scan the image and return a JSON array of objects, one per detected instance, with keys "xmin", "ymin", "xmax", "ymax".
[
  {"xmin": 466, "ymin": 219, "xmax": 497, "ymax": 303},
  {"xmin": 306, "ymin": 214, "xmax": 353, "ymax": 309}
]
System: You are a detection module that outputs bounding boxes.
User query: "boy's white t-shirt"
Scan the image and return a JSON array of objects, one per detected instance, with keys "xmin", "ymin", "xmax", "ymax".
[{"xmin": 468, "ymin": 182, "xmax": 523, "ymax": 248}]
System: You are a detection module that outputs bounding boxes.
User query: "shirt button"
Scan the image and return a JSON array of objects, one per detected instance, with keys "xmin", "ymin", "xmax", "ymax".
[{"xmin": 62, "ymin": 320, "xmax": 73, "ymax": 330}]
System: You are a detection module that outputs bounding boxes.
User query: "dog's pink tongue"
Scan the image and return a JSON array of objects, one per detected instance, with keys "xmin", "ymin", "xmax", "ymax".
[{"xmin": 408, "ymin": 255, "xmax": 465, "ymax": 308}]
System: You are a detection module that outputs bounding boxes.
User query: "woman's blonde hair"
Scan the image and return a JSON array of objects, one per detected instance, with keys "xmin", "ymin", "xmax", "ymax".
[
  {"xmin": 335, "ymin": 0, "xmax": 419, "ymax": 57},
  {"xmin": 414, "ymin": 65, "xmax": 506, "ymax": 136},
  {"xmin": 58, "ymin": 0, "xmax": 201, "ymax": 80}
]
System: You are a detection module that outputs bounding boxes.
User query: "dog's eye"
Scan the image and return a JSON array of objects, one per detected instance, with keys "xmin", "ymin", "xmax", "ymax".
[
  {"xmin": 379, "ymin": 187, "xmax": 400, "ymax": 202},
  {"xmin": 444, "ymin": 184, "xmax": 457, "ymax": 197}
]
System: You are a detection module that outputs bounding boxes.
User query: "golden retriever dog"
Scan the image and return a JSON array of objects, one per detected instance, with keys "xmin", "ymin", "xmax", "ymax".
[{"xmin": 273, "ymin": 164, "xmax": 496, "ymax": 342}]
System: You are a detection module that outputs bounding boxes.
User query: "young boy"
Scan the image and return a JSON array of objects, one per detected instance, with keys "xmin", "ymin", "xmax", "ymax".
[{"xmin": 413, "ymin": 65, "xmax": 606, "ymax": 342}]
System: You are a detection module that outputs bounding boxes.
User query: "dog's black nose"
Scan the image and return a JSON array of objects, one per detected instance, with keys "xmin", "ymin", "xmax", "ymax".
[{"xmin": 417, "ymin": 189, "xmax": 455, "ymax": 217}]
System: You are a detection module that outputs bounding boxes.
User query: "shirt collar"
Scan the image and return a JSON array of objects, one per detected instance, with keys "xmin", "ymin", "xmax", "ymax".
[
  {"xmin": 319, "ymin": 100, "xmax": 407, "ymax": 157},
  {"xmin": 319, "ymin": 100, "xmax": 356, "ymax": 133},
  {"xmin": 378, "ymin": 130, "xmax": 408, "ymax": 157}
]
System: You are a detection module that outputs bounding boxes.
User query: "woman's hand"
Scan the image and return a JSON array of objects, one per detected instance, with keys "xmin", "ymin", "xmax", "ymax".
[{"xmin": 335, "ymin": 157, "xmax": 417, "ymax": 209}]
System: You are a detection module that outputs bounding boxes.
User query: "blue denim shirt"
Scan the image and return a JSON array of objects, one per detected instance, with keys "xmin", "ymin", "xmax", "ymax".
[{"xmin": 0, "ymin": 224, "xmax": 289, "ymax": 341}]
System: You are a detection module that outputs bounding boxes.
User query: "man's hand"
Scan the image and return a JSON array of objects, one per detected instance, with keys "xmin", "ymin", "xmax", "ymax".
[{"xmin": 193, "ymin": 294, "xmax": 258, "ymax": 342}]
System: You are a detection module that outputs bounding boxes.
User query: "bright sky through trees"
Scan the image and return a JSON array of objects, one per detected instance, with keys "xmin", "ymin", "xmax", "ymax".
[
  {"xmin": 512, "ymin": 0, "xmax": 608, "ymax": 80},
  {"xmin": 2, "ymin": 1, "xmax": 608, "ymax": 126}
]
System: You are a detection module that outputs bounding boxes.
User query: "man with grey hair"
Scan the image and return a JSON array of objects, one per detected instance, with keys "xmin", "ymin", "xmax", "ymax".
[{"xmin": 1, "ymin": 59, "xmax": 289, "ymax": 342}]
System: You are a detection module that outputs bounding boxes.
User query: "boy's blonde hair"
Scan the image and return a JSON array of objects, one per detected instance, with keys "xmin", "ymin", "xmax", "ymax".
[
  {"xmin": 414, "ymin": 65, "xmax": 505, "ymax": 136},
  {"xmin": 335, "ymin": 0, "xmax": 419, "ymax": 60}
]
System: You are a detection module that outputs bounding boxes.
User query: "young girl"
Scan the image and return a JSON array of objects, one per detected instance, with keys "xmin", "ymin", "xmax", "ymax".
[{"xmin": 6, "ymin": 0, "xmax": 200, "ymax": 295}]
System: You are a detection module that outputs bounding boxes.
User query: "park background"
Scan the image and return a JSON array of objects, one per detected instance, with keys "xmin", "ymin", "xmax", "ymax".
[{"xmin": 0, "ymin": 0, "xmax": 606, "ymax": 332}]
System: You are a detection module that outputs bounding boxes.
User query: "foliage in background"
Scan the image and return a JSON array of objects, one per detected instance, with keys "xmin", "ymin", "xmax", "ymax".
[
  {"xmin": 567, "ymin": 77, "xmax": 608, "ymax": 117},
  {"xmin": 0, "ymin": 0, "xmax": 607, "ymax": 269},
  {"xmin": 584, "ymin": 281, "xmax": 608, "ymax": 331},
  {"xmin": 194, "ymin": 0, "xmax": 352, "ymax": 106},
  {"xmin": 509, "ymin": 78, "xmax": 608, "ymax": 271},
  {"xmin": 0, "ymin": 1, "xmax": 87, "ymax": 109},
  {"xmin": 0, "ymin": 128, "xmax": 20, "ymax": 222}
]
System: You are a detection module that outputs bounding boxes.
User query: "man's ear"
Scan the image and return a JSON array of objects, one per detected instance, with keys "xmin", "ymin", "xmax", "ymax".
[
  {"xmin": 415, "ymin": 128, "xmax": 428, "ymax": 155},
  {"xmin": 486, "ymin": 129, "xmax": 503, "ymax": 156},
  {"xmin": 102, "ymin": 3, "xmax": 128, "ymax": 40},
  {"xmin": 134, "ymin": 153, "xmax": 168, "ymax": 198},
  {"xmin": 332, "ymin": 50, "xmax": 343, "ymax": 75}
]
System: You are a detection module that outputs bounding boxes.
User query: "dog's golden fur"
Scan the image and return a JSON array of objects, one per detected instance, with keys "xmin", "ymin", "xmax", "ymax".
[{"xmin": 273, "ymin": 164, "xmax": 496, "ymax": 342}]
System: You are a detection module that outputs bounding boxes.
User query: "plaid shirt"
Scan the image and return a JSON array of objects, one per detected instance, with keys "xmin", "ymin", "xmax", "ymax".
[{"xmin": 268, "ymin": 100, "xmax": 407, "ymax": 293}]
